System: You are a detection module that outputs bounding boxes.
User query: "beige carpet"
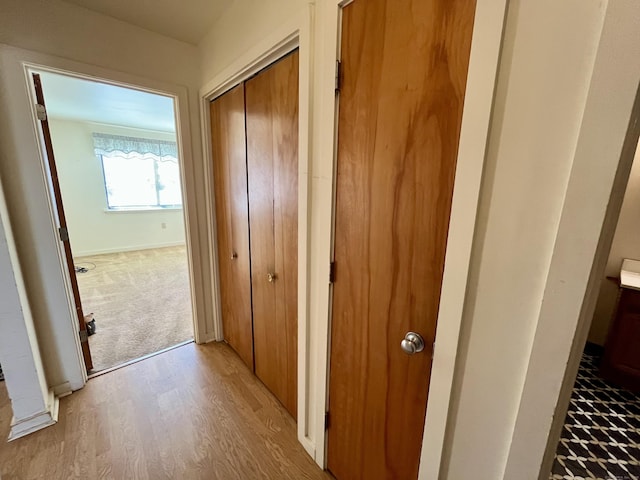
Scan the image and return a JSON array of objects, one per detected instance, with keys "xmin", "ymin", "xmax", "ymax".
[{"xmin": 75, "ymin": 245, "xmax": 193, "ymax": 372}]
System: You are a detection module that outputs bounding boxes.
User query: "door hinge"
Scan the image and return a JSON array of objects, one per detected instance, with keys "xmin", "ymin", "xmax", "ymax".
[
  {"xmin": 335, "ymin": 60, "xmax": 342, "ymax": 93},
  {"xmin": 324, "ymin": 411, "xmax": 330, "ymax": 430},
  {"xmin": 79, "ymin": 329, "xmax": 88, "ymax": 343},
  {"xmin": 329, "ymin": 261, "xmax": 336, "ymax": 283},
  {"xmin": 35, "ymin": 103, "xmax": 47, "ymax": 121},
  {"xmin": 58, "ymin": 226, "xmax": 69, "ymax": 242}
]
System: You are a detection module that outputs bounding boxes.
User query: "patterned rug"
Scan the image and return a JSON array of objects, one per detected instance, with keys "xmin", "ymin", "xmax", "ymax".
[
  {"xmin": 551, "ymin": 351, "xmax": 640, "ymax": 480},
  {"xmin": 75, "ymin": 245, "xmax": 193, "ymax": 372}
]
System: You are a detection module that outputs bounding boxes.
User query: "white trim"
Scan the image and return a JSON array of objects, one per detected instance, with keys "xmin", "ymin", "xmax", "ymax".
[
  {"xmin": 72, "ymin": 241, "xmax": 186, "ymax": 258},
  {"xmin": 199, "ymin": 16, "xmax": 301, "ymax": 100},
  {"xmin": 102, "ymin": 207, "xmax": 184, "ymax": 213},
  {"xmin": 199, "ymin": 6, "xmax": 315, "ymax": 457},
  {"xmin": 13, "ymin": 52, "xmax": 202, "ymax": 377},
  {"xmin": 419, "ymin": 1, "xmax": 508, "ymax": 477},
  {"xmin": 308, "ymin": 1, "xmax": 342, "ymax": 466},
  {"xmin": 52, "ymin": 382, "xmax": 73, "ymax": 397},
  {"xmin": 8, "ymin": 390, "xmax": 59, "ymax": 441},
  {"xmin": 296, "ymin": 5, "xmax": 315, "ymax": 457},
  {"xmin": 503, "ymin": 1, "xmax": 640, "ymax": 477}
]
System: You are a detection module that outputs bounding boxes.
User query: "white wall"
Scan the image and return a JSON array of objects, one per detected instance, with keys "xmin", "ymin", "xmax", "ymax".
[
  {"xmin": 0, "ymin": 0, "xmax": 199, "ymax": 88},
  {"xmin": 0, "ymin": 0, "xmax": 208, "ymax": 393},
  {"xmin": 589, "ymin": 145, "xmax": 640, "ymax": 345},
  {"xmin": 49, "ymin": 119, "xmax": 186, "ymax": 257},
  {"xmin": 0, "ymin": 174, "xmax": 54, "ymax": 439},
  {"xmin": 441, "ymin": 1, "xmax": 607, "ymax": 478},
  {"xmin": 199, "ymin": 0, "xmax": 308, "ymax": 82},
  {"xmin": 503, "ymin": 1, "xmax": 640, "ymax": 475}
]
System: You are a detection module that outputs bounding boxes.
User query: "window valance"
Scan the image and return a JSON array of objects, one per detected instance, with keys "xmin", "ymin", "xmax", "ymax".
[{"xmin": 92, "ymin": 133, "xmax": 178, "ymax": 159}]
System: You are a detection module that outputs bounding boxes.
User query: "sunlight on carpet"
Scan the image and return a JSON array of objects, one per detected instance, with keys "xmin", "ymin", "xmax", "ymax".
[{"xmin": 75, "ymin": 245, "xmax": 193, "ymax": 372}]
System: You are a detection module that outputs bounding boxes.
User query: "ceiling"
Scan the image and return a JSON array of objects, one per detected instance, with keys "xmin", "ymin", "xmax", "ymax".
[
  {"xmin": 38, "ymin": 71, "xmax": 177, "ymax": 132},
  {"xmin": 61, "ymin": 0, "xmax": 232, "ymax": 45}
]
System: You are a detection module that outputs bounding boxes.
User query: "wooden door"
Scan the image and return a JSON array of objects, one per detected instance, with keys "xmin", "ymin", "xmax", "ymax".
[
  {"xmin": 32, "ymin": 73, "xmax": 94, "ymax": 372},
  {"xmin": 211, "ymin": 84, "xmax": 254, "ymax": 369},
  {"xmin": 246, "ymin": 51, "xmax": 299, "ymax": 418},
  {"xmin": 327, "ymin": 1, "xmax": 476, "ymax": 479}
]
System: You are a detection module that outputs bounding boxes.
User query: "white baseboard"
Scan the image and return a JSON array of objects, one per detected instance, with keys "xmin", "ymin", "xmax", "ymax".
[
  {"xmin": 52, "ymin": 381, "xmax": 72, "ymax": 397},
  {"xmin": 299, "ymin": 435, "xmax": 316, "ymax": 461},
  {"xmin": 8, "ymin": 389, "xmax": 59, "ymax": 441},
  {"xmin": 73, "ymin": 241, "xmax": 185, "ymax": 258},
  {"xmin": 201, "ymin": 334, "xmax": 220, "ymax": 344}
]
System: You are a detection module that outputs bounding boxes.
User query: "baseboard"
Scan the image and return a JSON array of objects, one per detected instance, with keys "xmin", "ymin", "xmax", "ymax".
[
  {"xmin": 201, "ymin": 334, "xmax": 220, "ymax": 344},
  {"xmin": 73, "ymin": 241, "xmax": 185, "ymax": 258},
  {"xmin": 299, "ymin": 435, "xmax": 316, "ymax": 461},
  {"xmin": 8, "ymin": 389, "xmax": 59, "ymax": 441},
  {"xmin": 52, "ymin": 381, "xmax": 72, "ymax": 397}
]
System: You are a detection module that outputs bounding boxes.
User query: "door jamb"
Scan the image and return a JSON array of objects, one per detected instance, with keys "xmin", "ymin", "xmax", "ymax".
[
  {"xmin": 502, "ymin": 1, "xmax": 640, "ymax": 476},
  {"xmin": 23, "ymin": 62, "xmax": 201, "ymax": 378},
  {"xmin": 416, "ymin": 1, "xmax": 509, "ymax": 476}
]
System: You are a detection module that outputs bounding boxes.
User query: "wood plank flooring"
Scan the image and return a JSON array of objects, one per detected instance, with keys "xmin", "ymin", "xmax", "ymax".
[{"xmin": 0, "ymin": 343, "xmax": 331, "ymax": 480}]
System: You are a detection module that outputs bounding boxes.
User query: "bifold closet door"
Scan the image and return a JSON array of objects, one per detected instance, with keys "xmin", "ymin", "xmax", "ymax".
[
  {"xmin": 211, "ymin": 84, "xmax": 254, "ymax": 369},
  {"xmin": 246, "ymin": 50, "xmax": 299, "ymax": 418}
]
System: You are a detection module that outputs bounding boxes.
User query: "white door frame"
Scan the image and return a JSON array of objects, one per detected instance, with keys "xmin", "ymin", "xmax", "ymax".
[
  {"xmin": 502, "ymin": 1, "xmax": 640, "ymax": 477},
  {"xmin": 21, "ymin": 60, "xmax": 202, "ymax": 379},
  {"xmin": 200, "ymin": 1, "xmax": 507, "ymax": 474}
]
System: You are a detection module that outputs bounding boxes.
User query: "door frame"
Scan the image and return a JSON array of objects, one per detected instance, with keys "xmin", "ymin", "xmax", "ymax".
[
  {"xmin": 31, "ymin": 72, "xmax": 94, "ymax": 372},
  {"xmin": 22, "ymin": 61, "xmax": 201, "ymax": 381},
  {"xmin": 200, "ymin": 5, "xmax": 314, "ymax": 455},
  {"xmin": 502, "ymin": 1, "xmax": 640, "ymax": 477},
  {"xmin": 200, "ymin": 0, "xmax": 507, "ymax": 474}
]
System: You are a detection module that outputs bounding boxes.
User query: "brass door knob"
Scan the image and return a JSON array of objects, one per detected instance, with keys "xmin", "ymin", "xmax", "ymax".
[
  {"xmin": 267, "ymin": 272, "xmax": 277, "ymax": 283},
  {"xmin": 231, "ymin": 252, "xmax": 238, "ymax": 260}
]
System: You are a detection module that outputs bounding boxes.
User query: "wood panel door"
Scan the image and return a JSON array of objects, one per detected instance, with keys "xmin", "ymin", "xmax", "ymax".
[
  {"xmin": 211, "ymin": 84, "xmax": 254, "ymax": 369},
  {"xmin": 32, "ymin": 73, "xmax": 94, "ymax": 371},
  {"xmin": 327, "ymin": 2, "xmax": 476, "ymax": 479},
  {"xmin": 246, "ymin": 51, "xmax": 299, "ymax": 418}
]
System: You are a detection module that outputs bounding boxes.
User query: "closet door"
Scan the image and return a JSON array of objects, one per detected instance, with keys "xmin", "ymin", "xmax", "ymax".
[
  {"xmin": 211, "ymin": 84, "xmax": 254, "ymax": 369},
  {"xmin": 246, "ymin": 50, "xmax": 299, "ymax": 418}
]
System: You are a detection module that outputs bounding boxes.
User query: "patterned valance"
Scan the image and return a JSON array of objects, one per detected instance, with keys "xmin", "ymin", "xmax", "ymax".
[{"xmin": 92, "ymin": 133, "xmax": 178, "ymax": 159}]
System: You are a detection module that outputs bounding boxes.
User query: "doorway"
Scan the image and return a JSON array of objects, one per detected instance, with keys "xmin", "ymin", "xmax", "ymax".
[
  {"xmin": 550, "ymin": 137, "xmax": 640, "ymax": 480},
  {"xmin": 32, "ymin": 70, "xmax": 195, "ymax": 373}
]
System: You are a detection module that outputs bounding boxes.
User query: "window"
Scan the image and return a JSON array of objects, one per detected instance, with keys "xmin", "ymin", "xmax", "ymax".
[{"xmin": 93, "ymin": 133, "xmax": 182, "ymax": 210}]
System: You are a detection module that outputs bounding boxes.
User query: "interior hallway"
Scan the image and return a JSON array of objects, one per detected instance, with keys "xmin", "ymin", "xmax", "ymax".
[{"xmin": 0, "ymin": 342, "xmax": 330, "ymax": 479}]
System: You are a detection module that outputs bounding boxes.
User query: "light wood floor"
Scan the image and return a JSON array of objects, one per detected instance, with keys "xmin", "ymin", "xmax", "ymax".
[{"xmin": 0, "ymin": 343, "xmax": 332, "ymax": 480}]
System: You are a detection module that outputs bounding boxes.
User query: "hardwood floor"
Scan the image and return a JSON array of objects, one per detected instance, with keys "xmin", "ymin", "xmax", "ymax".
[{"xmin": 0, "ymin": 343, "xmax": 331, "ymax": 480}]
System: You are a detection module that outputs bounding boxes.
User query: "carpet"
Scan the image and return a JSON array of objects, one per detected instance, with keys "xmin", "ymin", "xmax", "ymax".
[{"xmin": 74, "ymin": 245, "xmax": 193, "ymax": 372}]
